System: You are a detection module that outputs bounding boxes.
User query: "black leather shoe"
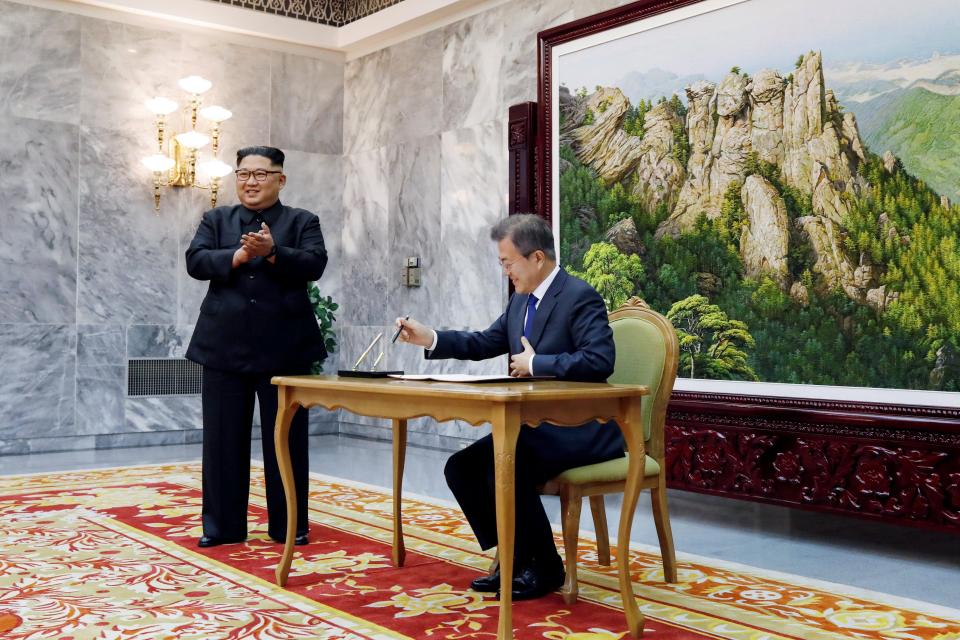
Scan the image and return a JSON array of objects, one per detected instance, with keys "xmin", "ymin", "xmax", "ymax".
[
  {"xmin": 270, "ymin": 533, "xmax": 309, "ymax": 546},
  {"xmin": 469, "ymin": 568, "xmax": 501, "ymax": 593},
  {"xmin": 501, "ymin": 563, "xmax": 564, "ymax": 601},
  {"xmin": 197, "ymin": 535, "xmax": 246, "ymax": 548}
]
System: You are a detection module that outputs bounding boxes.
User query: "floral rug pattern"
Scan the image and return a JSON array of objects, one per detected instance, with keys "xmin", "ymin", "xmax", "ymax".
[{"xmin": 1, "ymin": 463, "xmax": 958, "ymax": 639}]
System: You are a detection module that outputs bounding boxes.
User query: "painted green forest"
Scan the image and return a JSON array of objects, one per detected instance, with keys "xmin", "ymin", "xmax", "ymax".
[{"xmin": 559, "ymin": 57, "xmax": 960, "ymax": 391}]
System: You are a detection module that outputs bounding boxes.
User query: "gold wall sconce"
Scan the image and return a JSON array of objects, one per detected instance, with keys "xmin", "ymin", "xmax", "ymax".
[{"xmin": 140, "ymin": 76, "xmax": 233, "ymax": 212}]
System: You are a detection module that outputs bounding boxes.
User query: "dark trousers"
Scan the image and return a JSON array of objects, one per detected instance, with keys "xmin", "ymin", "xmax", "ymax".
[
  {"xmin": 444, "ymin": 421, "xmax": 624, "ymax": 567},
  {"xmin": 201, "ymin": 366, "xmax": 309, "ymax": 541}
]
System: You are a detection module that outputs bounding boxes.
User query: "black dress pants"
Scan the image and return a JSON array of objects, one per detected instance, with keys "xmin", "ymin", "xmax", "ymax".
[
  {"xmin": 444, "ymin": 420, "xmax": 624, "ymax": 566},
  {"xmin": 201, "ymin": 366, "xmax": 309, "ymax": 541}
]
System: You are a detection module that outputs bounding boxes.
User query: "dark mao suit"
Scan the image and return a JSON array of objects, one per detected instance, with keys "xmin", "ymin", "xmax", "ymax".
[
  {"xmin": 186, "ymin": 200, "xmax": 327, "ymax": 542},
  {"xmin": 430, "ymin": 268, "xmax": 624, "ymax": 564}
]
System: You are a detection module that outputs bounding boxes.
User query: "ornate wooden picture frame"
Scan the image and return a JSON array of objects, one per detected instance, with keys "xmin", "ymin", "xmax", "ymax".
[{"xmin": 517, "ymin": 0, "xmax": 960, "ymax": 531}]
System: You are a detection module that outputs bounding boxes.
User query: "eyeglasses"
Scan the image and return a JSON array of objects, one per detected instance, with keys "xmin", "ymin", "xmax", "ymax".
[
  {"xmin": 235, "ymin": 169, "xmax": 282, "ymax": 182},
  {"xmin": 499, "ymin": 253, "xmax": 533, "ymax": 272}
]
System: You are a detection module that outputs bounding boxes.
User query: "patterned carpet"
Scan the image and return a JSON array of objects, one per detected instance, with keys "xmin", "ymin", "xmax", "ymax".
[{"xmin": 1, "ymin": 462, "xmax": 958, "ymax": 639}]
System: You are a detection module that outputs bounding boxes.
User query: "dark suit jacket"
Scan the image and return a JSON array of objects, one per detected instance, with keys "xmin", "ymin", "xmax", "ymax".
[
  {"xmin": 428, "ymin": 268, "xmax": 622, "ymax": 459},
  {"xmin": 185, "ymin": 200, "xmax": 328, "ymax": 373}
]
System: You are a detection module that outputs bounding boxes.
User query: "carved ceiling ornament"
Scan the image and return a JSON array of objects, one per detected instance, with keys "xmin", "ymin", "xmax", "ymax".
[{"xmin": 204, "ymin": 0, "xmax": 405, "ymax": 27}]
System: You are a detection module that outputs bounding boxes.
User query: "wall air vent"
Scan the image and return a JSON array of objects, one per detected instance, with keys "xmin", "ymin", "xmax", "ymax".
[{"xmin": 127, "ymin": 358, "xmax": 202, "ymax": 397}]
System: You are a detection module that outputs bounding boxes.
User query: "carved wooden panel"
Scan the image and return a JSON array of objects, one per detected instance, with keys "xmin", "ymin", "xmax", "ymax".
[
  {"xmin": 508, "ymin": 102, "xmax": 538, "ymax": 215},
  {"xmin": 203, "ymin": 0, "xmax": 404, "ymax": 26},
  {"xmin": 666, "ymin": 392, "xmax": 960, "ymax": 531}
]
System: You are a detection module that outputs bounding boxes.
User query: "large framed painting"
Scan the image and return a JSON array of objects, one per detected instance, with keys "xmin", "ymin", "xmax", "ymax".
[{"xmin": 530, "ymin": 0, "xmax": 960, "ymax": 530}]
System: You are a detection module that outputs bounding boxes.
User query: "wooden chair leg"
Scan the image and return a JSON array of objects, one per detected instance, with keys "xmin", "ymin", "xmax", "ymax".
[
  {"xmin": 651, "ymin": 481, "xmax": 677, "ymax": 583},
  {"xmin": 559, "ymin": 484, "xmax": 582, "ymax": 605},
  {"xmin": 589, "ymin": 495, "xmax": 611, "ymax": 566}
]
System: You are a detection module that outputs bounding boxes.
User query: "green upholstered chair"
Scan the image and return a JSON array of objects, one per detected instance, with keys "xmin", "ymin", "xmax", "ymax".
[{"xmin": 541, "ymin": 297, "xmax": 679, "ymax": 606}]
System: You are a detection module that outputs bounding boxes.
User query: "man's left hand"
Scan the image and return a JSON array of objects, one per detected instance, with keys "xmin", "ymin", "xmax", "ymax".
[
  {"xmin": 509, "ymin": 337, "xmax": 535, "ymax": 377},
  {"xmin": 241, "ymin": 222, "xmax": 275, "ymax": 258}
]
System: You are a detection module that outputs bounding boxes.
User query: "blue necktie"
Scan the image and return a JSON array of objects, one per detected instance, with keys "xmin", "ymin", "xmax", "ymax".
[{"xmin": 523, "ymin": 294, "xmax": 538, "ymax": 339}]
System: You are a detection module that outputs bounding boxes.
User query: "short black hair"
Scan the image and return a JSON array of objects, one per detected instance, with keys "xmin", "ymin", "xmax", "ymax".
[
  {"xmin": 237, "ymin": 146, "xmax": 285, "ymax": 167},
  {"xmin": 489, "ymin": 213, "xmax": 556, "ymax": 261}
]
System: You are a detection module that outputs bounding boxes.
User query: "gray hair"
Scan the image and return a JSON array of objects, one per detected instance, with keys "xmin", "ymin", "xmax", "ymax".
[{"xmin": 489, "ymin": 214, "xmax": 557, "ymax": 261}]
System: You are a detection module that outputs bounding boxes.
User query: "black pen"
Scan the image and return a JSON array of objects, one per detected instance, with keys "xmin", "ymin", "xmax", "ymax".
[{"xmin": 391, "ymin": 315, "xmax": 410, "ymax": 343}]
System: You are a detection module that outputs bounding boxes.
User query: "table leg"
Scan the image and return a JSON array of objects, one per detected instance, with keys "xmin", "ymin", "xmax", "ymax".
[
  {"xmin": 491, "ymin": 404, "xmax": 521, "ymax": 640},
  {"xmin": 392, "ymin": 418, "xmax": 407, "ymax": 567},
  {"xmin": 273, "ymin": 387, "xmax": 299, "ymax": 587},
  {"xmin": 617, "ymin": 396, "xmax": 646, "ymax": 637}
]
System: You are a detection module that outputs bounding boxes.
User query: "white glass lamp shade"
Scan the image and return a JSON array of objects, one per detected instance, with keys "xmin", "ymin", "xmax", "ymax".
[
  {"xmin": 178, "ymin": 75, "xmax": 213, "ymax": 95},
  {"xmin": 175, "ymin": 131, "xmax": 211, "ymax": 149},
  {"xmin": 142, "ymin": 154, "xmax": 175, "ymax": 172},
  {"xmin": 199, "ymin": 159, "xmax": 233, "ymax": 179},
  {"xmin": 145, "ymin": 97, "xmax": 178, "ymax": 116},
  {"xmin": 199, "ymin": 105, "xmax": 232, "ymax": 123}
]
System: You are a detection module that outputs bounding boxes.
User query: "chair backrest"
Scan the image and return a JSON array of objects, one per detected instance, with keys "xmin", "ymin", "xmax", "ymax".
[{"xmin": 606, "ymin": 297, "xmax": 679, "ymax": 460}]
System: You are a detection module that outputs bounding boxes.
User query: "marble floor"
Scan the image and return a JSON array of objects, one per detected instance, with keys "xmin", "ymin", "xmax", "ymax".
[{"xmin": 3, "ymin": 434, "xmax": 958, "ymax": 609}]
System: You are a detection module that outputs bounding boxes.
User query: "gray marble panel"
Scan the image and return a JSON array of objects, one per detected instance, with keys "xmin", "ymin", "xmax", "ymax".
[
  {"xmin": 95, "ymin": 430, "xmax": 192, "ymax": 450},
  {"xmin": 77, "ymin": 125, "xmax": 178, "ymax": 324},
  {"xmin": 78, "ymin": 325, "xmax": 125, "ymax": 365},
  {"xmin": 270, "ymin": 51, "xmax": 344, "ymax": 155},
  {"xmin": 308, "ymin": 407, "xmax": 340, "ymax": 435},
  {"xmin": 385, "ymin": 31, "xmax": 443, "ymax": 146},
  {"xmin": 282, "ymin": 150, "xmax": 344, "ymax": 307},
  {"xmin": 499, "ymin": 0, "xmax": 575, "ymax": 109},
  {"xmin": 80, "ymin": 17, "xmax": 181, "ymax": 136},
  {"xmin": 344, "ymin": 48, "xmax": 389, "ymax": 153},
  {"xmin": 0, "ymin": 324, "xmax": 76, "ymax": 441},
  {"xmin": 388, "ymin": 135, "xmax": 442, "ymax": 327},
  {"xmin": 573, "ymin": 0, "xmax": 636, "ymax": 19},
  {"xmin": 127, "ymin": 325, "xmax": 192, "ymax": 358},
  {"xmin": 0, "ymin": 116, "xmax": 79, "ymax": 323},
  {"xmin": 125, "ymin": 396, "xmax": 201, "ymax": 432},
  {"xmin": 442, "ymin": 11, "xmax": 504, "ymax": 131},
  {"xmin": 12, "ymin": 435, "xmax": 97, "ymax": 455},
  {"xmin": 76, "ymin": 364, "xmax": 125, "ymax": 435},
  {"xmin": 0, "ymin": 438, "xmax": 29, "ymax": 456},
  {"xmin": 0, "ymin": 1, "xmax": 80, "ymax": 123},
  {"xmin": 407, "ymin": 429, "xmax": 441, "ymax": 450},
  {"xmin": 76, "ymin": 324, "xmax": 125, "ymax": 435},
  {"xmin": 177, "ymin": 190, "xmax": 212, "ymax": 327},
  {"xmin": 439, "ymin": 121, "xmax": 507, "ymax": 329},
  {"xmin": 310, "ymin": 326, "xmax": 341, "ymax": 375},
  {"xmin": 437, "ymin": 432, "xmax": 481, "ymax": 452},
  {"xmin": 178, "ymin": 37, "xmax": 271, "ymax": 168},
  {"xmin": 339, "ymin": 420, "xmax": 391, "ymax": 442},
  {"xmin": 341, "ymin": 149, "xmax": 394, "ymax": 326}
]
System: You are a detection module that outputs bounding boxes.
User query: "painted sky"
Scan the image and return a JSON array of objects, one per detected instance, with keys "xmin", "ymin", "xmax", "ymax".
[{"xmin": 560, "ymin": 0, "xmax": 960, "ymax": 91}]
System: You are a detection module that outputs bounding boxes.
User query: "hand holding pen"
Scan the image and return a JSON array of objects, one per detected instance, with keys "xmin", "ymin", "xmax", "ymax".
[
  {"xmin": 394, "ymin": 316, "xmax": 433, "ymax": 348},
  {"xmin": 391, "ymin": 315, "xmax": 410, "ymax": 343}
]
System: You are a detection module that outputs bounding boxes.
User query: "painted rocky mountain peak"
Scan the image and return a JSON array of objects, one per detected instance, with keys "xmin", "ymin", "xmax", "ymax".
[{"xmin": 561, "ymin": 52, "xmax": 898, "ymax": 310}]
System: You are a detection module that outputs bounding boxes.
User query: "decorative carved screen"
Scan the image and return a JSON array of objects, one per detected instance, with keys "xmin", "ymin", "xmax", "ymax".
[{"xmin": 203, "ymin": 0, "xmax": 405, "ymax": 27}]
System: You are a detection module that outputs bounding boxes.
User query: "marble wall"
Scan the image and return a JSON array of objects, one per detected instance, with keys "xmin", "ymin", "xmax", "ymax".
[
  {"xmin": 0, "ymin": 0, "xmax": 344, "ymax": 455},
  {"xmin": 337, "ymin": 0, "xmax": 631, "ymax": 448},
  {"xmin": 0, "ymin": 0, "xmax": 633, "ymax": 456}
]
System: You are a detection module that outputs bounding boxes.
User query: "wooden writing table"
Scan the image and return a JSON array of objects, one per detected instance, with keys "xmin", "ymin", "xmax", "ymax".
[{"xmin": 271, "ymin": 375, "xmax": 649, "ymax": 639}]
